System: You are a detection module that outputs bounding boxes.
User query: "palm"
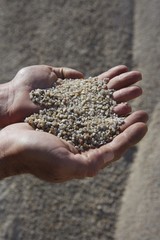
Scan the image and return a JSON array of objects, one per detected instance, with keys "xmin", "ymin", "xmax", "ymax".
[
  {"xmin": 0, "ymin": 65, "xmax": 148, "ymax": 182},
  {"xmin": 1, "ymin": 108, "xmax": 147, "ymax": 182},
  {"xmin": 7, "ymin": 65, "xmax": 83, "ymax": 124},
  {"xmin": 2, "ymin": 122, "xmax": 76, "ymax": 182}
]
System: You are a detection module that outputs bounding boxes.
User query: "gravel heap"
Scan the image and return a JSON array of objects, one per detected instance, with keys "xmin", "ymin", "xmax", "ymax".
[{"xmin": 25, "ymin": 77, "xmax": 125, "ymax": 152}]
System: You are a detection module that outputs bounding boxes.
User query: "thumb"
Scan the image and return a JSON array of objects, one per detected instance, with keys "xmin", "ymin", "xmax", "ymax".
[
  {"xmin": 74, "ymin": 148, "xmax": 114, "ymax": 178},
  {"xmin": 52, "ymin": 67, "xmax": 84, "ymax": 79},
  {"xmin": 70, "ymin": 122, "xmax": 147, "ymax": 180}
]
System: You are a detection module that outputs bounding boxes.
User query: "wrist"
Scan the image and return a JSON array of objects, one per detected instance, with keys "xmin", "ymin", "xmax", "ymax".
[
  {"xmin": 0, "ymin": 128, "xmax": 11, "ymax": 179},
  {"xmin": 0, "ymin": 82, "xmax": 13, "ymax": 128},
  {"xmin": 0, "ymin": 127, "xmax": 25, "ymax": 180}
]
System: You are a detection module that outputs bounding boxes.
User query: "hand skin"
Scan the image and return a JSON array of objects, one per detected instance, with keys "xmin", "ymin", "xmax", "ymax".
[
  {"xmin": 0, "ymin": 65, "xmax": 148, "ymax": 182},
  {"xmin": 0, "ymin": 113, "xmax": 147, "ymax": 182},
  {"xmin": 0, "ymin": 65, "xmax": 142, "ymax": 127},
  {"xmin": 0, "ymin": 66, "xmax": 84, "ymax": 128}
]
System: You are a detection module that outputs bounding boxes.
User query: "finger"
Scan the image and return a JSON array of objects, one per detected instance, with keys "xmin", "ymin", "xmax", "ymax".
[
  {"xmin": 113, "ymin": 85, "xmax": 142, "ymax": 103},
  {"xmin": 120, "ymin": 110, "xmax": 148, "ymax": 131},
  {"xmin": 112, "ymin": 85, "xmax": 143, "ymax": 116},
  {"xmin": 61, "ymin": 111, "xmax": 148, "ymax": 179},
  {"xmin": 73, "ymin": 148, "xmax": 114, "ymax": 178},
  {"xmin": 73, "ymin": 114, "xmax": 148, "ymax": 177},
  {"xmin": 113, "ymin": 102, "xmax": 132, "ymax": 116},
  {"xmin": 61, "ymin": 139, "xmax": 79, "ymax": 154},
  {"xmin": 98, "ymin": 65, "xmax": 128, "ymax": 80},
  {"xmin": 108, "ymin": 122, "xmax": 148, "ymax": 161},
  {"xmin": 52, "ymin": 67, "xmax": 84, "ymax": 79},
  {"xmin": 107, "ymin": 71, "xmax": 142, "ymax": 90},
  {"xmin": 68, "ymin": 111, "xmax": 148, "ymax": 179}
]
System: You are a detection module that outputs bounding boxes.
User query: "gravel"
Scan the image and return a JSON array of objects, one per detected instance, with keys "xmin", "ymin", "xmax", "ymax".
[{"xmin": 25, "ymin": 77, "xmax": 125, "ymax": 152}]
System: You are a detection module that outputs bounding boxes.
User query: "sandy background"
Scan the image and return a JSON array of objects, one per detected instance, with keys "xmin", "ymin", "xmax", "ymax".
[{"xmin": 0, "ymin": 0, "xmax": 160, "ymax": 239}]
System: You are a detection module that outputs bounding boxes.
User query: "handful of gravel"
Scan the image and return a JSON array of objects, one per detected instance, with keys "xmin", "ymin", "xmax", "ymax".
[{"xmin": 25, "ymin": 77, "xmax": 125, "ymax": 152}]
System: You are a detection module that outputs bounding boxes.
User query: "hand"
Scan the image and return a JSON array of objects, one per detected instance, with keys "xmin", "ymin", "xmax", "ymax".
[
  {"xmin": 0, "ymin": 64, "xmax": 141, "ymax": 127},
  {"xmin": 98, "ymin": 65, "xmax": 142, "ymax": 116},
  {"xmin": 0, "ymin": 112, "xmax": 147, "ymax": 182},
  {"xmin": 0, "ymin": 65, "xmax": 84, "ymax": 128},
  {"xmin": 0, "ymin": 65, "xmax": 148, "ymax": 182}
]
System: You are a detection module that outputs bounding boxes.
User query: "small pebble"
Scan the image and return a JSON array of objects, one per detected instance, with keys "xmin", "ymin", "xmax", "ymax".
[{"xmin": 25, "ymin": 77, "xmax": 125, "ymax": 152}]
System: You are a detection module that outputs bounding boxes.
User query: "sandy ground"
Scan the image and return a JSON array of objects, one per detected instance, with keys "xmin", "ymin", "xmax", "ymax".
[{"xmin": 0, "ymin": 0, "xmax": 160, "ymax": 239}]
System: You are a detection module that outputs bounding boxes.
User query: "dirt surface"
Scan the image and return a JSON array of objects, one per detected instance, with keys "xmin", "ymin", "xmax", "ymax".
[
  {"xmin": 115, "ymin": 1, "xmax": 160, "ymax": 239},
  {"xmin": 0, "ymin": 0, "xmax": 160, "ymax": 240},
  {"xmin": 115, "ymin": 103, "xmax": 160, "ymax": 240}
]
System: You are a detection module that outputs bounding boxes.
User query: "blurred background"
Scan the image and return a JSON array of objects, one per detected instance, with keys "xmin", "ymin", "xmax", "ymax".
[{"xmin": 0, "ymin": 0, "xmax": 160, "ymax": 239}]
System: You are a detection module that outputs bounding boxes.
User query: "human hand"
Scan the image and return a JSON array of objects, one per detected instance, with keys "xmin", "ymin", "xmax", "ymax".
[
  {"xmin": 0, "ymin": 65, "xmax": 83, "ymax": 128},
  {"xmin": 0, "ymin": 65, "xmax": 141, "ymax": 128},
  {"xmin": 0, "ymin": 111, "xmax": 147, "ymax": 182},
  {"xmin": 0, "ymin": 65, "xmax": 148, "ymax": 182}
]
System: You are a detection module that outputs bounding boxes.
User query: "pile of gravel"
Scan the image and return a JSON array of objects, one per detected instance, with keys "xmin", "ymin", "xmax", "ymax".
[{"xmin": 25, "ymin": 77, "xmax": 125, "ymax": 152}]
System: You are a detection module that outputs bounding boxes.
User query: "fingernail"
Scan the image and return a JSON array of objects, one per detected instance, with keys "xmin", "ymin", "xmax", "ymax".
[{"xmin": 103, "ymin": 77, "xmax": 109, "ymax": 84}]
